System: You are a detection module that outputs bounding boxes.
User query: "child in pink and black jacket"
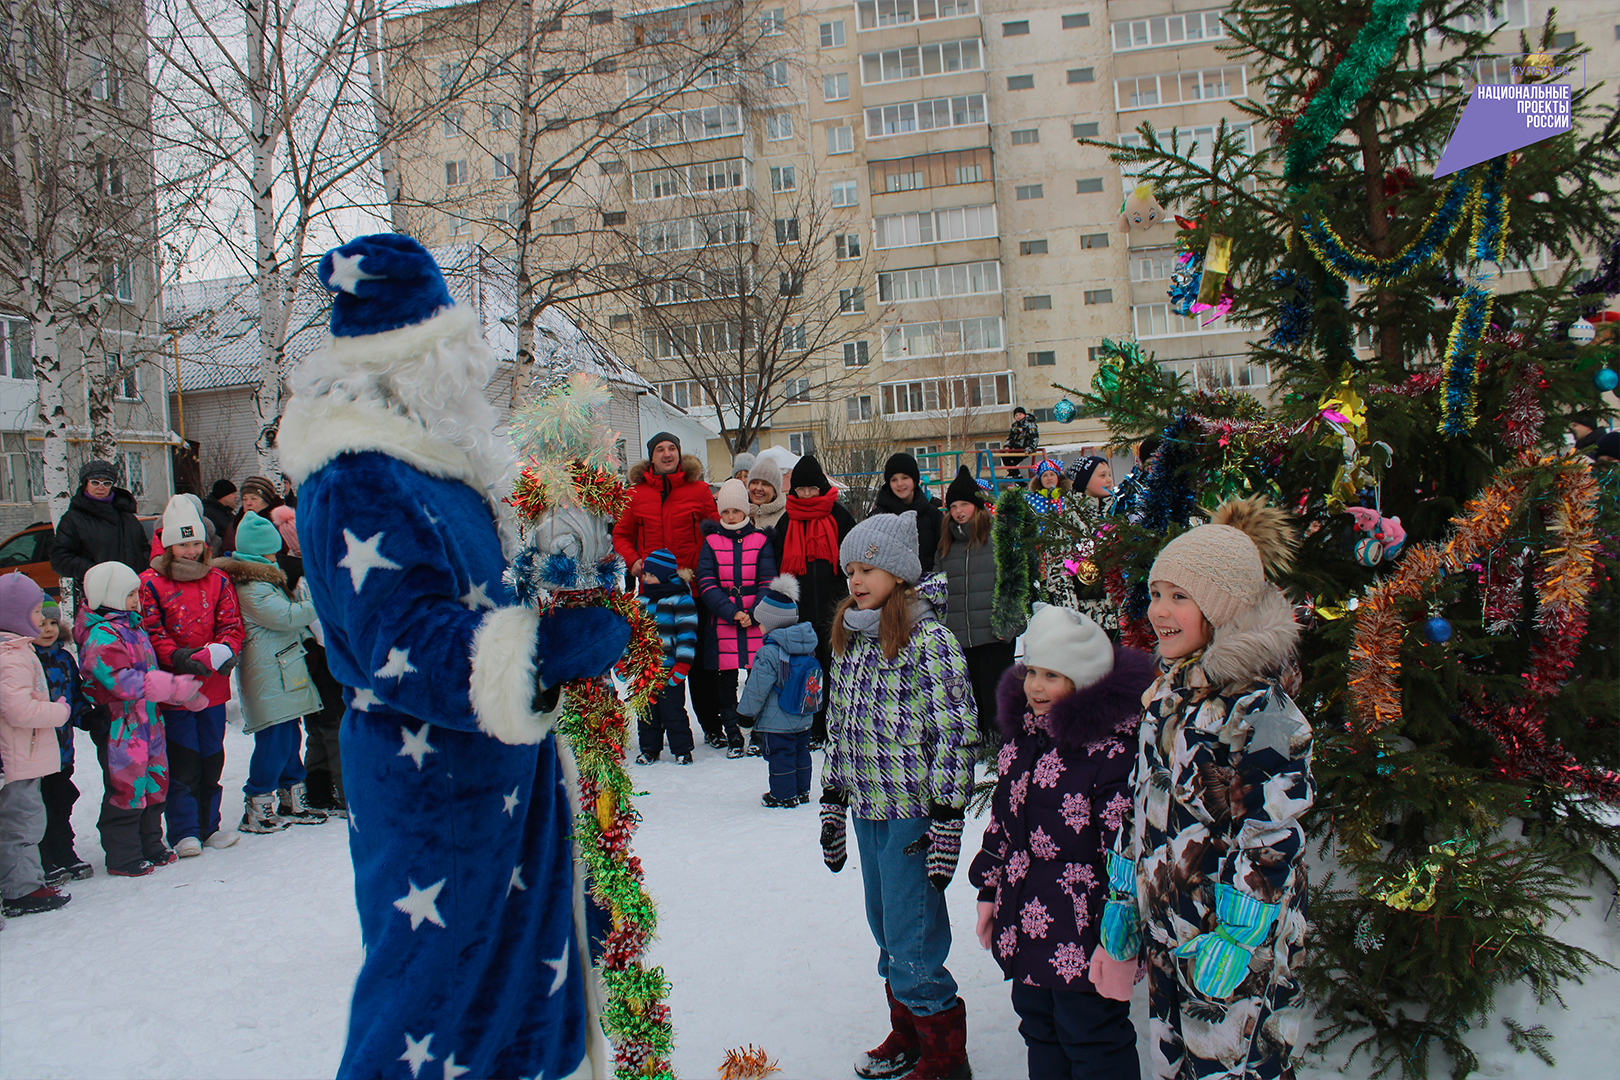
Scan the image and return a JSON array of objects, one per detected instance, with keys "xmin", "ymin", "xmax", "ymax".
[
  {"xmin": 696, "ymin": 478, "xmax": 777, "ymax": 757},
  {"xmin": 968, "ymin": 603, "xmax": 1156, "ymax": 1080}
]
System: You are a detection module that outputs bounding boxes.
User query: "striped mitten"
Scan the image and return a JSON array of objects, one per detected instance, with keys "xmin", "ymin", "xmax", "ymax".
[
  {"xmin": 904, "ymin": 802, "xmax": 966, "ymax": 893},
  {"xmin": 819, "ymin": 787, "xmax": 848, "ymax": 873}
]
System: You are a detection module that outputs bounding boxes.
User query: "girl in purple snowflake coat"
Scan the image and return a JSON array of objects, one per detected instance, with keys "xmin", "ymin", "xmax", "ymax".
[{"xmin": 968, "ymin": 604, "xmax": 1156, "ymax": 1080}]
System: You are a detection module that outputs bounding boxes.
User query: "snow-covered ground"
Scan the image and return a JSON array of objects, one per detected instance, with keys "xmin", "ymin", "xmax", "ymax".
[{"xmin": 3, "ymin": 720, "xmax": 1616, "ymax": 1079}]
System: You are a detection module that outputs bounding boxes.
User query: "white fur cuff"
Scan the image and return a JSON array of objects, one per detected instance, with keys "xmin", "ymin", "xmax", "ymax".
[{"xmin": 469, "ymin": 605, "xmax": 561, "ymax": 745}]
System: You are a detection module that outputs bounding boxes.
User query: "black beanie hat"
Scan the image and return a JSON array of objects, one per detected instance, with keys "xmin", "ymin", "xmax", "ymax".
[
  {"xmin": 883, "ymin": 452, "xmax": 922, "ymax": 487},
  {"xmin": 790, "ymin": 455, "xmax": 832, "ymax": 494},
  {"xmin": 78, "ymin": 459, "xmax": 119, "ymax": 488},
  {"xmin": 209, "ymin": 479, "xmax": 238, "ymax": 501},
  {"xmin": 646, "ymin": 431, "xmax": 681, "ymax": 459},
  {"xmin": 1066, "ymin": 455, "xmax": 1108, "ymax": 494},
  {"xmin": 944, "ymin": 465, "xmax": 984, "ymax": 507}
]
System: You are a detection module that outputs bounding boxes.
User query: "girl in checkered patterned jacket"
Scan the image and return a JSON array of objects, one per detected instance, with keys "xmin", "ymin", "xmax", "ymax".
[{"xmin": 816, "ymin": 510, "xmax": 977, "ymax": 1080}]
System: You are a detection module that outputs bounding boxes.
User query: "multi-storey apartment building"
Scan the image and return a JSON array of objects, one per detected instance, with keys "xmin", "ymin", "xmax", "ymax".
[
  {"xmin": 387, "ymin": 0, "xmax": 1616, "ymax": 483},
  {"xmin": 0, "ymin": 0, "xmax": 173, "ymax": 532}
]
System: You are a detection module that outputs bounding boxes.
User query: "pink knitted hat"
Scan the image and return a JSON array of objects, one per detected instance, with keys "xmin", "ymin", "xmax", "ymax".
[{"xmin": 1148, "ymin": 496, "xmax": 1298, "ymax": 627}]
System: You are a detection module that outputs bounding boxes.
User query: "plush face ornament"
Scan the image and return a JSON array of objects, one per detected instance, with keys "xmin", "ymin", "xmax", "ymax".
[{"xmin": 1120, "ymin": 182, "xmax": 1164, "ymax": 233}]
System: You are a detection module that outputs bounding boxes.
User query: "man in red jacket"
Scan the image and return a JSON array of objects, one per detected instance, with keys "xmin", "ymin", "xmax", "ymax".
[{"xmin": 612, "ymin": 432, "xmax": 725, "ymax": 746}]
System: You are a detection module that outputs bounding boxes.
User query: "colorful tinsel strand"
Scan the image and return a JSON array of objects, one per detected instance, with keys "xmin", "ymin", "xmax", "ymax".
[
  {"xmin": 1438, "ymin": 279, "xmax": 1494, "ymax": 437},
  {"xmin": 1268, "ymin": 268, "xmax": 1315, "ymax": 350},
  {"xmin": 1495, "ymin": 365, "xmax": 1546, "ymax": 450},
  {"xmin": 1299, "ymin": 165, "xmax": 1475, "ymax": 288}
]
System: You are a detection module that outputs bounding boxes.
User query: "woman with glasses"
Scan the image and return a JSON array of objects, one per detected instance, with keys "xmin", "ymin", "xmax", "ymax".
[{"xmin": 48, "ymin": 461, "xmax": 150, "ymax": 633}]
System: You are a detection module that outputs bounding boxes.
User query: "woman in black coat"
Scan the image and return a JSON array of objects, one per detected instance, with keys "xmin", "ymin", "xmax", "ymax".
[
  {"xmin": 49, "ymin": 460, "xmax": 150, "ymax": 607},
  {"xmin": 778, "ymin": 455, "xmax": 856, "ymax": 745},
  {"xmin": 866, "ymin": 452, "xmax": 945, "ymax": 572}
]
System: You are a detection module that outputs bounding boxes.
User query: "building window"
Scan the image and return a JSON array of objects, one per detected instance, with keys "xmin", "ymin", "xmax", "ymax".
[
  {"xmin": 444, "ymin": 160, "xmax": 468, "ymax": 185},
  {"xmin": 878, "ymin": 260, "xmax": 1000, "ymax": 302},
  {"xmin": 1024, "ymin": 295, "xmax": 1052, "ymax": 310},
  {"xmin": 762, "ymin": 7, "xmax": 786, "ymax": 34},
  {"xmin": 1067, "ymin": 67, "xmax": 1094, "ymax": 83},
  {"xmin": 765, "ymin": 61, "xmax": 791, "ymax": 88},
  {"xmin": 1080, "ymin": 232, "xmax": 1109, "ymax": 249},
  {"xmin": 589, "ymin": 9, "xmax": 613, "ymax": 24},
  {"xmin": 771, "ymin": 165, "xmax": 797, "ymax": 192},
  {"xmin": 600, "ymin": 159, "xmax": 625, "ymax": 174},
  {"xmin": 821, "ymin": 20, "xmax": 846, "ymax": 47},
  {"xmin": 632, "ymin": 158, "xmax": 746, "ymax": 200},
  {"xmin": 1084, "ymin": 289, "xmax": 1113, "ymax": 304},
  {"xmin": 1117, "ymin": 124, "xmax": 1252, "ymax": 174},
  {"xmin": 631, "ymin": 105, "xmax": 744, "ymax": 147},
  {"xmin": 869, "ymin": 148, "xmax": 992, "ymax": 195},
  {"xmin": 646, "ymin": 324, "xmax": 747, "ymax": 360},
  {"xmin": 1011, "ymin": 128, "xmax": 1039, "ymax": 145},
  {"xmin": 442, "ymin": 109, "xmax": 465, "ymax": 136},
  {"xmin": 857, "ymin": 0, "xmax": 978, "ymax": 31},
  {"xmin": 107, "ymin": 354, "xmax": 139, "ymax": 400},
  {"xmin": 1019, "ymin": 239, "xmax": 1047, "ymax": 255},
  {"xmin": 490, "ymin": 105, "xmax": 511, "ymax": 130},
  {"xmin": 1552, "ymin": 30, "xmax": 1575, "ymax": 48},
  {"xmin": 609, "ymin": 313, "xmax": 633, "ymax": 327},
  {"xmin": 844, "ymin": 340, "xmax": 870, "ymax": 366},
  {"xmin": 549, "ymin": 217, "xmax": 576, "ymax": 234},
  {"xmin": 89, "ymin": 57, "xmax": 121, "ymax": 104},
  {"xmin": 103, "ymin": 259, "xmax": 133, "ymax": 301},
  {"xmin": 779, "ymin": 271, "xmax": 804, "ymax": 296},
  {"xmin": 548, "ymin": 167, "xmax": 573, "ymax": 184},
  {"xmin": 447, "ymin": 212, "xmax": 468, "ymax": 236},
  {"xmin": 636, "ymin": 212, "xmax": 751, "ymax": 253},
  {"xmin": 1007, "ymin": 74, "xmax": 1034, "ymax": 90},
  {"xmin": 439, "ymin": 60, "xmax": 465, "ymax": 91},
  {"xmin": 827, "ymin": 125, "xmax": 855, "ymax": 154},
  {"xmin": 494, "ymin": 152, "xmax": 516, "ymax": 178},
  {"xmin": 1077, "ymin": 177, "xmax": 1104, "ymax": 193},
  {"xmin": 1015, "ymin": 184, "xmax": 1043, "ymax": 200},
  {"xmin": 831, "ymin": 179, "xmax": 859, "ymax": 207},
  {"xmin": 846, "ymin": 395, "xmax": 873, "ymax": 422},
  {"xmin": 881, "ymin": 317, "xmax": 1002, "ymax": 359},
  {"xmin": 881, "ymin": 372, "xmax": 1013, "ymax": 416},
  {"xmin": 788, "ymin": 431, "xmax": 816, "ymax": 456},
  {"xmin": 770, "ymin": 218, "xmax": 798, "ymax": 245},
  {"xmin": 1116, "ymin": 66, "xmax": 1246, "ymax": 111},
  {"xmin": 1112, "ymin": 10, "xmax": 1226, "ymax": 52},
  {"xmin": 833, "ymin": 233, "xmax": 862, "ymax": 259},
  {"xmin": 1062, "ymin": 13, "xmax": 1090, "ymax": 29},
  {"xmin": 839, "ymin": 287, "xmax": 866, "ymax": 313},
  {"xmin": 865, "ymin": 93, "xmax": 987, "ymax": 138},
  {"xmin": 823, "ymin": 72, "xmax": 850, "ymax": 101},
  {"xmin": 115, "ymin": 451, "xmax": 145, "ymax": 497},
  {"xmin": 873, "ymin": 203, "xmax": 996, "ymax": 248},
  {"xmin": 1003, "ymin": 20, "xmax": 1029, "ymax": 36},
  {"xmin": 1134, "ymin": 301, "xmax": 1246, "ymax": 338},
  {"xmin": 1073, "ymin": 122, "xmax": 1099, "ymax": 138},
  {"xmin": 783, "ymin": 378, "xmax": 812, "ymax": 404},
  {"xmin": 766, "ymin": 113, "xmax": 794, "ymax": 141},
  {"xmin": 1027, "ymin": 351, "xmax": 1055, "ymax": 366},
  {"xmin": 859, "ymin": 39, "xmax": 983, "ymax": 84},
  {"xmin": 1, "ymin": 319, "xmax": 31, "ymax": 380},
  {"xmin": 602, "ymin": 211, "xmax": 626, "ymax": 226},
  {"xmin": 1131, "ymin": 247, "xmax": 1177, "ymax": 281}
]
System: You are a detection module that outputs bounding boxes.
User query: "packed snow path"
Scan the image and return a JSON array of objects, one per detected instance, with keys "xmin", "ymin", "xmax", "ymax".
[{"xmin": 2, "ymin": 722, "xmax": 1615, "ymax": 1078}]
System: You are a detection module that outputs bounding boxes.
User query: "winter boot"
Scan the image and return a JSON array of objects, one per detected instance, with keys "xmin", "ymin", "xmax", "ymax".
[
  {"xmin": 3, "ymin": 887, "xmax": 71, "ymax": 917},
  {"xmin": 241, "ymin": 793, "xmax": 290, "ymax": 834},
  {"xmin": 107, "ymin": 860, "xmax": 156, "ymax": 878},
  {"xmin": 855, "ymin": 983, "xmax": 921, "ymax": 1079},
  {"xmin": 898, "ymin": 998, "xmax": 970, "ymax": 1080},
  {"xmin": 277, "ymin": 783, "xmax": 328, "ymax": 825}
]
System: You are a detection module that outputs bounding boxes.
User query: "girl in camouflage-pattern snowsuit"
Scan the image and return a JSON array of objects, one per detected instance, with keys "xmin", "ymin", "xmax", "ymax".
[{"xmin": 1101, "ymin": 497, "xmax": 1314, "ymax": 1080}]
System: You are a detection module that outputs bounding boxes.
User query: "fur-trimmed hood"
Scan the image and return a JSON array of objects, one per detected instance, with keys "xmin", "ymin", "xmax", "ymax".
[
  {"xmin": 628, "ymin": 454, "xmax": 705, "ymax": 487},
  {"xmin": 1183, "ymin": 582, "xmax": 1299, "ymax": 688},
  {"xmin": 214, "ymin": 556, "xmax": 288, "ymax": 589},
  {"xmin": 996, "ymin": 645, "xmax": 1158, "ymax": 752}
]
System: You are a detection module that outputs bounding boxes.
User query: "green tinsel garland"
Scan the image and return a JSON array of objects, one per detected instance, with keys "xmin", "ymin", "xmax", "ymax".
[{"xmin": 992, "ymin": 490, "xmax": 1035, "ymax": 639}]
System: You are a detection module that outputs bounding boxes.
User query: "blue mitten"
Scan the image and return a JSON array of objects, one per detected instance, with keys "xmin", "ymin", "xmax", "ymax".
[
  {"xmin": 534, "ymin": 607, "xmax": 632, "ymax": 688},
  {"xmin": 1174, "ymin": 883, "xmax": 1280, "ymax": 998},
  {"xmin": 1100, "ymin": 851, "xmax": 1142, "ymax": 961}
]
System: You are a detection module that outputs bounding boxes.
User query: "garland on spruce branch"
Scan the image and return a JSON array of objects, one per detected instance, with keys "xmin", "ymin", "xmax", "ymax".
[{"xmin": 991, "ymin": 489, "xmax": 1035, "ymax": 639}]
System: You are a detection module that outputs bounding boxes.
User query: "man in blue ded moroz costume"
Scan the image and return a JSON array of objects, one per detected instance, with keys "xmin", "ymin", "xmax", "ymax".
[{"xmin": 279, "ymin": 234, "xmax": 630, "ymax": 1080}]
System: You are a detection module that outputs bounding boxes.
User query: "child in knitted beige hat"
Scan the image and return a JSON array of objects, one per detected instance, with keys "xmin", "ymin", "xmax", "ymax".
[{"xmin": 1098, "ymin": 496, "xmax": 1315, "ymax": 1080}]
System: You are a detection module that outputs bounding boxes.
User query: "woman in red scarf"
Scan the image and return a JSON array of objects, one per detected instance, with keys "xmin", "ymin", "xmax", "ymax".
[{"xmin": 780, "ymin": 456, "xmax": 857, "ymax": 746}]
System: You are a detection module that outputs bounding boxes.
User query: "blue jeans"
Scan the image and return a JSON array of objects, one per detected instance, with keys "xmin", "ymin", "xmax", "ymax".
[
  {"xmin": 760, "ymin": 731, "xmax": 811, "ymax": 799},
  {"xmin": 164, "ymin": 704, "xmax": 227, "ymax": 843},
  {"xmin": 245, "ymin": 721, "xmax": 308, "ymax": 797},
  {"xmin": 852, "ymin": 816, "xmax": 958, "ymax": 1017}
]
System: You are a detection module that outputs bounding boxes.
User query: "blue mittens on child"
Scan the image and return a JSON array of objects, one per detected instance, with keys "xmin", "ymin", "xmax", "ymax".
[
  {"xmin": 820, "ymin": 787, "xmax": 848, "ymax": 872},
  {"xmin": 903, "ymin": 801, "xmax": 965, "ymax": 892},
  {"xmin": 1100, "ymin": 851, "xmax": 1142, "ymax": 961},
  {"xmin": 1174, "ymin": 883, "xmax": 1280, "ymax": 998},
  {"xmin": 534, "ymin": 606, "xmax": 632, "ymax": 689}
]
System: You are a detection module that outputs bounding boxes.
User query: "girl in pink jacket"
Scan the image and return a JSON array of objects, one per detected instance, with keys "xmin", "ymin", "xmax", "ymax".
[{"xmin": 0, "ymin": 574, "xmax": 72, "ymax": 917}]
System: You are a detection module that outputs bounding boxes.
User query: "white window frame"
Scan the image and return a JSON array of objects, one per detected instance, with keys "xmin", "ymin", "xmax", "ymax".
[
  {"xmin": 846, "ymin": 394, "xmax": 874, "ymax": 422},
  {"xmin": 630, "ymin": 105, "xmax": 745, "ymax": 148},
  {"xmin": 844, "ymin": 340, "xmax": 870, "ymax": 366},
  {"xmin": 1158, "ymin": 354, "xmax": 1271, "ymax": 393},
  {"xmin": 788, "ymin": 431, "xmax": 816, "ymax": 456},
  {"xmin": 103, "ymin": 259, "xmax": 133, "ymax": 302},
  {"xmin": 865, "ymin": 93, "xmax": 986, "ymax": 139},
  {"xmin": 115, "ymin": 450, "xmax": 144, "ymax": 497},
  {"xmin": 1117, "ymin": 124, "xmax": 1251, "ymax": 176},
  {"xmin": 830, "ymin": 179, "xmax": 859, "ymax": 207},
  {"xmin": 766, "ymin": 113, "xmax": 794, "ymax": 141},
  {"xmin": 857, "ymin": 0, "xmax": 977, "ymax": 32},
  {"xmin": 636, "ymin": 212, "xmax": 751, "ymax": 253},
  {"xmin": 783, "ymin": 378, "xmax": 812, "ymax": 404},
  {"xmin": 1, "ymin": 318, "xmax": 31, "ymax": 381},
  {"xmin": 445, "ymin": 159, "xmax": 468, "ymax": 185},
  {"xmin": 1111, "ymin": 9, "xmax": 1227, "ymax": 52},
  {"xmin": 108, "ymin": 353, "xmax": 139, "ymax": 400},
  {"xmin": 839, "ymin": 286, "xmax": 866, "ymax": 313},
  {"xmin": 881, "ymin": 317, "xmax": 1003, "ymax": 359},
  {"xmin": 873, "ymin": 203, "xmax": 996, "ymax": 249},
  {"xmin": 820, "ymin": 20, "xmax": 846, "ymax": 47},
  {"xmin": 1115, "ymin": 66, "xmax": 1247, "ymax": 112},
  {"xmin": 835, "ymin": 233, "xmax": 863, "ymax": 259},
  {"xmin": 877, "ymin": 260, "xmax": 1000, "ymax": 303},
  {"xmin": 826, "ymin": 125, "xmax": 855, "ymax": 154},
  {"xmin": 823, "ymin": 72, "xmax": 850, "ymax": 101},
  {"xmin": 771, "ymin": 165, "xmax": 797, "ymax": 192},
  {"xmin": 879, "ymin": 371, "xmax": 1013, "ymax": 418},
  {"xmin": 765, "ymin": 60, "xmax": 791, "ymax": 88},
  {"xmin": 859, "ymin": 39, "xmax": 982, "ymax": 85},
  {"xmin": 632, "ymin": 158, "xmax": 747, "ymax": 201},
  {"xmin": 1131, "ymin": 246, "xmax": 1178, "ymax": 281},
  {"xmin": 1132, "ymin": 302, "xmax": 1250, "ymax": 339},
  {"xmin": 494, "ymin": 152, "xmax": 516, "ymax": 178}
]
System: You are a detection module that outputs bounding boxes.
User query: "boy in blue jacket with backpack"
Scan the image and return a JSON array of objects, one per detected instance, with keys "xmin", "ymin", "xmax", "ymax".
[{"xmin": 736, "ymin": 575, "xmax": 822, "ymax": 807}]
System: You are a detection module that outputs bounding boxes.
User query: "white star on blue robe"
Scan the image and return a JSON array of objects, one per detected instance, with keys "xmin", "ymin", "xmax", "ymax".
[
  {"xmin": 327, "ymin": 251, "xmax": 383, "ymax": 294},
  {"xmin": 399, "ymin": 1032, "xmax": 437, "ymax": 1078},
  {"xmin": 508, "ymin": 865, "xmax": 527, "ymax": 896},
  {"xmin": 351, "ymin": 687, "xmax": 381, "ymax": 712},
  {"xmin": 460, "ymin": 581, "xmax": 494, "ymax": 609},
  {"xmin": 393, "ymin": 878, "xmax": 448, "ymax": 930},
  {"xmin": 543, "ymin": 939, "xmax": 569, "ymax": 996},
  {"xmin": 441, "ymin": 1052, "xmax": 470, "ymax": 1080},
  {"xmin": 339, "ymin": 529, "xmax": 402, "ymax": 592},
  {"xmin": 375, "ymin": 647, "xmax": 419, "ymax": 679},
  {"xmin": 398, "ymin": 724, "xmax": 436, "ymax": 770},
  {"xmin": 502, "ymin": 787, "xmax": 521, "ymax": 816}
]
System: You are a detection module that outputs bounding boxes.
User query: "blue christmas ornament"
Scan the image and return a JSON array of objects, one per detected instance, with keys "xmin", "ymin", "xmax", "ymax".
[
  {"xmin": 1423, "ymin": 616, "xmax": 1453, "ymax": 644},
  {"xmin": 1053, "ymin": 398, "xmax": 1077, "ymax": 424},
  {"xmin": 1595, "ymin": 368, "xmax": 1619, "ymax": 393}
]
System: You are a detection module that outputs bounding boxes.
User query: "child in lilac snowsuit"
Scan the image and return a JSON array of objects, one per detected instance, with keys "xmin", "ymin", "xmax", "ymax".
[
  {"xmin": 79, "ymin": 562, "xmax": 208, "ymax": 876},
  {"xmin": 968, "ymin": 604, "xmax": 1156, "ymax": 1079}
]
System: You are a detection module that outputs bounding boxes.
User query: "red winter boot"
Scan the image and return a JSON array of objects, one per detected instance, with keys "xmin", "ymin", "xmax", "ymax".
[
  {"xmin": 899, "ymin": 997, "xmax": 971, "ymax": 1080},
  {"xmin": 854, "ymin": 982, "xmax": 920, "ymax": 1079}
]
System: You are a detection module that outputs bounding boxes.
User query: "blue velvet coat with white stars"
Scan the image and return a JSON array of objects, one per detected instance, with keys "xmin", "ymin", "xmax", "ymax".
[{"xmin": 282, "ymin": 316, "xmax": 606, "ymax": 1080}]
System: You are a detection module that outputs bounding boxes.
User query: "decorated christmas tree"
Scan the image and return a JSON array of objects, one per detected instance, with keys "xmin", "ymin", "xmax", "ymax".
[{"xmin": 1040, "ymin": 2, "xmax": 1620, "ymax": 1075}]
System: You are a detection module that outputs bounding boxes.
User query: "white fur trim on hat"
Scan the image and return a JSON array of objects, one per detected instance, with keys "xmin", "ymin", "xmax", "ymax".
[
  {"xmin": 1021, "ymin": 603, "xmax": 1114, "ymax": 692},
  {"xmin": 160, "ymin": 495, "xmax": 208, "ymax": 548},
  {"xmin": 469, "ymin": 605, "xmax": 564, "ymax": 745},
  {"xmin": 85, "ymin": 561, "xmax": 142, "ymax": 612}
]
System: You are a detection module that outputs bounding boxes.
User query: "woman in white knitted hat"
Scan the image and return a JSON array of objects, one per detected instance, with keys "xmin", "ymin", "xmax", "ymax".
[{"xmin": 1098, "ymin": 496, "xmax": 1314, "ymax": 1080}]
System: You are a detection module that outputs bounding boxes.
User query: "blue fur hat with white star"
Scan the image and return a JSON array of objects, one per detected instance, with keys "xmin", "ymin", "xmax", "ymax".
[{"xmin": 317, "ymin": 233, "xmax": 454, "ymax": 338}]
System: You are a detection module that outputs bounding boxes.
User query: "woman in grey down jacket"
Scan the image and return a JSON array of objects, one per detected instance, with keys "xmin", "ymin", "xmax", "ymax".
[{"xmin": 936, "ymin": 467, "xmax": 1022, "ymax": 743}]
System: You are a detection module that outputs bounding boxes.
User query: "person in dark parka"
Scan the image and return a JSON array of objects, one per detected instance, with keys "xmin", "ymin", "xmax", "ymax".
[
  {"xmin": 778, "ymin": 455, "xmax": 856, "ymax": 745},
  {"xmin": 937, "ymin": 466, "xmax": 1021, "ymax": 743},
  {"xmin": 202, "ymin": 480, "xmax": 237, "ymax": 554},
  {"xmin": 49, "ymin": 460, "xmax": 151, "ymax": 617},
  {"xmin": 867, "ymin": 452, "xmax": 945, "ymax": 573}
]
